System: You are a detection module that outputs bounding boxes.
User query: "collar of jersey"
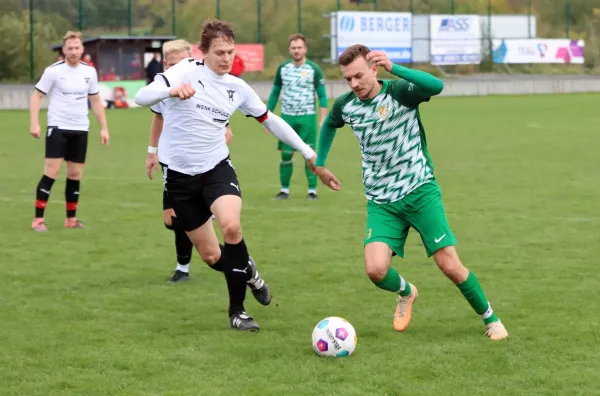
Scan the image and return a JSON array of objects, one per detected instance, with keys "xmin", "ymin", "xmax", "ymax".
[
  {"xmin": 358, "ymin": 80, "xmax": 389, "ymax": 104},
  {"xmin": 204, "ymin": 65, "xmax": 225, "ymax": 80}
]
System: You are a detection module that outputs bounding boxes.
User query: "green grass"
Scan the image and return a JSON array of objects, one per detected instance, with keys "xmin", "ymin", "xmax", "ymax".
[{"xmin": 1, "ymin": 94, "xmax": 600, "ymax": 395}]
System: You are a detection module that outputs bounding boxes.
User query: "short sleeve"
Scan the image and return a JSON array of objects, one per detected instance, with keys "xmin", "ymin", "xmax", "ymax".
[
  {"xmin": 157, "ymin": 58, "xmax": 196, "ymax": 87},
  {"xmin": 88, "ymin": 69, "xmax": 100, "ymax": 95},
  {"xmin": 325, "ymin": 96, "xmax": 346, "ymax": 129},
  {"xmin": 150, "ymin": 101, "xmax": 164, "ymax": 115},
  {"xmin": 35, "ymin": 67, "xmax": 55, "ymax": 95},
  {"xmin": 388, "ymin": 80, "xmax": 430, "ymax": 108},
  {"xmin": 238, "ymin": 81, "xmax": 268, "ymax": 119}
]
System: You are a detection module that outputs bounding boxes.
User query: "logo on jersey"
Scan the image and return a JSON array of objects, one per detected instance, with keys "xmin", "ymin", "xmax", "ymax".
[
  {"xmin": 227, "ymin": 90, "xmax": 235, "ymax": 102},
  {"xmin": 198, "ymin": 80, "xmax": 204, "ymax": 90},
  {"xmin": 84, "ymin": 77, "xmax": 90, "ymax": 84},
  {"xmin": 377, "ymin": 105, "xmax": 390, "ymax": 120}
]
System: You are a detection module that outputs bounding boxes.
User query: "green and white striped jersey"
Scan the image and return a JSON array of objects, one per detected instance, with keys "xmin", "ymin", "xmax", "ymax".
[
  {"xmin": 327, "ymin": 80, "xmax": 435, "ymax": 204},
  {"xmin": 273, "ymin": 59, "xmax": 325, "ymax": 116}
]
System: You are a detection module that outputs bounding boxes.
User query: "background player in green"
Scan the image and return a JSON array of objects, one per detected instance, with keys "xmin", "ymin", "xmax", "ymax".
[
  {"xmin": 267, "ymin": 33, "xmax": 328, "ymax": 200},
  {"xmin": 313, "ymin": 45, "xmax": 509, "ymax": 341}
]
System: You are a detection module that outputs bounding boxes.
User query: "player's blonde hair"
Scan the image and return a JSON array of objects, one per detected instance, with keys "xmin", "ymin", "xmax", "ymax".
[
  {"xmin": 62, "ymin": 31, "xmax": 83, "ymax": 45},
  {"xmin": 163, "ymin": 39, "xmax": 192, "ymax": 58}
]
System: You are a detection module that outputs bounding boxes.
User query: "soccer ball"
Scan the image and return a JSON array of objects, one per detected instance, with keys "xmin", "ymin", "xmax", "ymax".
[{"xmin": 312, "ymin": 316, "xmax": 357, "ymax": 357}]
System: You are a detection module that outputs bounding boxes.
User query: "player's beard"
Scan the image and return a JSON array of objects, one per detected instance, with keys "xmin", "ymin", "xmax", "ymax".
[{"xmin": 66, "ymin": 55, "xmax": 81, "ymax": 66}]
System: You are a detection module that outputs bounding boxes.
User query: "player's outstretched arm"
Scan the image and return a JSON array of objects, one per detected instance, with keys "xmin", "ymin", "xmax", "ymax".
[
  {"xmin": 262, "ymin": 111, "xmax": 315, "ymax": 160},
  {"xmin": 366, "ymin": 51, "xmax": 444, "ymax": 97}
]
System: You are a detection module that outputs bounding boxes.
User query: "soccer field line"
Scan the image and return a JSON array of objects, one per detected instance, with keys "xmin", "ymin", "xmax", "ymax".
[
  {"xmin": 2, "ymin": 195, "xmax": 597, "ymax": 222},
  {"xmin": 526, "ymin": 123, "xmax": 597, "ymax": 131},
  {"xmin": 0, "ymin": 176, "xmax": 366, "ymax": 197},
  {"xmin": 0, "ymin": 196, "xmax": 367, "ymax": 215}
]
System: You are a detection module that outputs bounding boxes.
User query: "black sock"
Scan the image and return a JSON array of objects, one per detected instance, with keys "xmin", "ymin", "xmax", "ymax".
[
  {"xmin": 171, "ymin": 216, "xmax": 193, "ymax": 266},
  {"xmin": 35, "ymin": 175, "xmax": 55, "ymax": 218},
  {"xmin": 65, "ymin": 178, "xmax": 80, "ymax": 218},
  {"xmin": 223, "ymin": 239, "xmax": 250, "ymax": 316}
]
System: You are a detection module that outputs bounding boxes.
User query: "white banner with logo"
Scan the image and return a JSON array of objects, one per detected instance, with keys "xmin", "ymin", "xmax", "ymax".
[
  {"xmin": 430, "ymin": 15, "xmax": 482, "ymax": 65},
  {"xmin": 492, "ymin": 39, "xmax": 585, "ymax": 64},
  {"xmin": 333, "ymin": 11, "xmax": 412, "ymax": 63}
]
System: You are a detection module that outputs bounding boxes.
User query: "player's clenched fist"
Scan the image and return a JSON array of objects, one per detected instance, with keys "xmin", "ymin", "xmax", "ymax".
[{"xmin": 169, "ymin": 83, "xmax": 195, "ymax": 100}]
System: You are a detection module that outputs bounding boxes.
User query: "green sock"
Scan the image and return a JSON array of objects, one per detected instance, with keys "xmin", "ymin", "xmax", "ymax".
[
  {"xmin": 457, "ymin": 272, "xmax": 499, "ymax": 325},
  {"xmin": 305, "ymin": 161, "xmax": 317, "ymax": 191},
  {"xmin": 280, "ymin": 152, "xmax": 293, "ymax": 190},
  {"xmin": 373, "ymin": 267, "xmax": 412, "ymax": 297}
]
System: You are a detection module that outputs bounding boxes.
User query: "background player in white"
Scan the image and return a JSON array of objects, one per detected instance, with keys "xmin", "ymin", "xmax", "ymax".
[
  {"xmin": 145, "ymin": 39, "xmax": 239, "ymax": 283},
  {"xmin": 135, "ymin": 19, "xmax": 336, "ymax": 331},
  {"xmin": 29, "ymin": 31, "xmax": 109, "ymax": 232}
]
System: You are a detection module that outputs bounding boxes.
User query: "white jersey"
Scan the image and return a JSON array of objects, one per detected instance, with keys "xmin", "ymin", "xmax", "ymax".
[
  {"xmin": 35, "ymin": 61, "xmax": 99, "ymax": 132},
  {"xmin": 156, "ymin": 58, "xmax": 268, "ymax": 175}
]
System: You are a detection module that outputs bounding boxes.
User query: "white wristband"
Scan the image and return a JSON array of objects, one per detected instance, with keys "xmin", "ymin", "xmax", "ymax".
[{"xmin": 148, "ymin": 146, "xmax": 158, "ymax": 154}]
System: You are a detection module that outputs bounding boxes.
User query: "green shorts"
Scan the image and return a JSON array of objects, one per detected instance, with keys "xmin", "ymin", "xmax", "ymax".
[
  {"xmin": 364, "ymin": 181, "xmax": 457, "ymax": 257},
  {"xmin": 277, "ymin": 114, "xmax": 317, "ymax": 153}
]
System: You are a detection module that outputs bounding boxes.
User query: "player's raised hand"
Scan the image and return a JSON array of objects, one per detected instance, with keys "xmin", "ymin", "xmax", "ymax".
[
  {"xmin": 30, "ymin": 124, "xmax": 41, "ymax": 139},
  {"xmin": 315, "ymin": 166, "xmax": 341, "ymax": 191},
  {"xmin": 169, "ymin": 83, "xmax": 195, "ymax": 100},
  {"xmin": 100, "ymin": 128, "xmax": 110, "ymax": 146},
  {"xmin": 366, "ymin": 50, "xmax": 393, "ymax": 72},
  {"xmin": 146, "ymin": 153, "xmax": 159, "ymax": 180}
]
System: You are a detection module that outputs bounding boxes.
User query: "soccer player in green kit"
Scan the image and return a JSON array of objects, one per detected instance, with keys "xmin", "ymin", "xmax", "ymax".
[
  {"xmin": 313, "ymin": 45, "xmax": 509, "ymax": 340},
  {"xmin": 268, "ymin": 33, "xmax": 328, "ymax": 200}
]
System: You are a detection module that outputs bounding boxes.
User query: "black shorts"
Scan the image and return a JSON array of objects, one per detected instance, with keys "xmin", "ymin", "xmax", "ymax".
[
  {"xmin": 160, "ymin": 162, "xmax": 173, "ymax": 211},
  {"xmin": 45, "ymin": 127, "xmax": 88, "ymax": 163},
  {"xmin": 165, "ymin": 157, "xmax": 241, "ymax": 232}
]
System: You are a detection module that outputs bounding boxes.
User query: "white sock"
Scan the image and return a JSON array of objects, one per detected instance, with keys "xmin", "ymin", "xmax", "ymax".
[
  {"xmin": 481, "ymin": 302, "xmax": 494, "ymax": 320},
  {"xmin": 398, "ymin": 276, "xmax": 406, "ymax": 293},
  {"xmin": 281, "ymin": 188, "xmax": 290, "ymax": 194},
  {"xmin": 176, "ymin": 263, "xmax": 190, "ymax": 273}
]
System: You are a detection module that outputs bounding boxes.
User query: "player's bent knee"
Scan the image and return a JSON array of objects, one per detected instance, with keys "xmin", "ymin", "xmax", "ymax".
[
  {"xmin": 199, "ymin": 249, "xmax": 220, "ymax": 265},
  {"xmin": 364, "ymin": 242, "xmax": 393, "ymax": 282},
  {"xmin": 433, "ymin": 246, "xmax": 468, "ymax": 283},
  {"xmin": 365, "ymin": 264, "xmax": 388, "ymax": 282},
  {"xmin": 163, "ymin": 211, "xmax": 173, "ymax": 227},
  {"xmin": 220, "ymin": 221, "xmax": 242, "ymax": 243}
]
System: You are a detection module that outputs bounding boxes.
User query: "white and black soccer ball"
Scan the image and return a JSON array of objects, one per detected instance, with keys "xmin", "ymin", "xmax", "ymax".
[{"xmin": 312, "ymin": 316, "xmax": 357, "ymax": 357}]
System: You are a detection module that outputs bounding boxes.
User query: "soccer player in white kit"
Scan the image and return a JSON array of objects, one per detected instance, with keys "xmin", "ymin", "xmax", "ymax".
[
  {"xmin": 135, "ymin": 19, "xmax": 333, "ymax": 331},
  {"xmin": 145, "ymin": 39, "xmax": 258, "ymax": 287},
  {"xmin": 29, "ymin": 31, "xmax": 110, "ymax": 232}
]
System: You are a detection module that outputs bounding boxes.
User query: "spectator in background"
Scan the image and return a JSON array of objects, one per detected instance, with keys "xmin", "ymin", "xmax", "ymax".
[
  {"xmin": 230, "ymin": 54, "xmax": 245, "ymax": 78},
  {"xmin": 83, "ymin": 54, "xmax": 95, "ymax": 68},
  {"xmin": 146, "ymin": 52, "xmax": 163, "ymax": 85},
  {"xmin": 103, "ymin": 68, "xmax": 117, "ymax": 81}
]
